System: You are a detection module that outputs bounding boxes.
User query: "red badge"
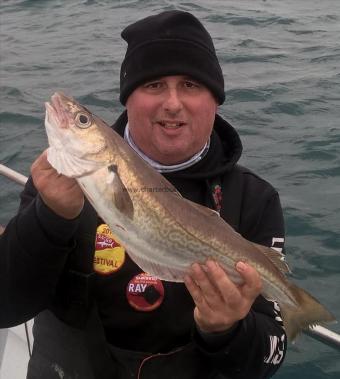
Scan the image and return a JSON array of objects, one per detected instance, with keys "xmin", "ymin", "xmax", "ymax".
[
  {"xmin": 126, "ymin": 273, "xmax": 165, "ymax": 311},
  {"xmin": 212, "ymin": 183, "xmax": 222, "ymax": 214}
]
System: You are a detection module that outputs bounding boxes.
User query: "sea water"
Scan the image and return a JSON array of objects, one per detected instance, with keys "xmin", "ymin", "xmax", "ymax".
[{"xmin": 0, "ymin": 0, "xmax": 339, "ymax": 378}]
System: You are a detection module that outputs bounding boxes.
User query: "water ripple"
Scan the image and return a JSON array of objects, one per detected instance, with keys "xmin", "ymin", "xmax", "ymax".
[
  {"xmin": 1, "ymin": 2, "xmax": 339, "ymax": 377},
  {"xmin": 226, "ymin": 88, "xmax": 272, "ymax": 102},
  {"xmin": 0, "ymin": 112, "xmax": 41, "ymax": 125},
  {"xmin": 311, "ymin": 52, "xmax": 340, "ymax": 63},
  {"xmin": 263, "ymin": 102, "xmax": 305, "ymax": 116},
  {"xmin": 206, "ymin": 14, "xmax": 296, "ymax": 27},
  {"xmin": 221, "ymin": 53, "xmax": 287, "ymax": 64}
]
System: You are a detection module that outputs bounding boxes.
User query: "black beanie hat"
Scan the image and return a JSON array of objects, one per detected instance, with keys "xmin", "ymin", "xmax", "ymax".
[{"xmin": 119, "ymin": 10, "xmax": 225, "ymax": 105}]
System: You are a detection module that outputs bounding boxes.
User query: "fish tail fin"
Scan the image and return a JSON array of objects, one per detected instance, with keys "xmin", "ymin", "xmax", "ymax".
[{"xmin": 280, "ymin": 283, "xmax": 336, "ymax": 341}]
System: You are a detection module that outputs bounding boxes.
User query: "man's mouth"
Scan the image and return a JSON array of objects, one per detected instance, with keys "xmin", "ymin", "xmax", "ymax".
[{"xmin": 158, "ymin": 121, "xmax": 185, "ymax": 129}]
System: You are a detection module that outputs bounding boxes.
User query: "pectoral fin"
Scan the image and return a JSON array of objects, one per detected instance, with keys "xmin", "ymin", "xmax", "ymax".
[{"xmin": 108, "ymin": 165, "xmax": 134, "ymax": 219}]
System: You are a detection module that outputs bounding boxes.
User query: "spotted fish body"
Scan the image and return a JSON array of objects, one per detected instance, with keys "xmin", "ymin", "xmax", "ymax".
[{"xmin": 45, "ymin": 92, "xmax": 335, "ymax": 340}]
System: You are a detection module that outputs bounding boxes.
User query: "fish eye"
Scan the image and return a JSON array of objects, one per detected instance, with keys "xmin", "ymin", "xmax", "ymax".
[{"xmin": 75, "ymin": 112, "xmax": 92, "ymax": 129}]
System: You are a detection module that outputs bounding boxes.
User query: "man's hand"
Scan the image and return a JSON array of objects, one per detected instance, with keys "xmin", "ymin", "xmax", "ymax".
[
  {"xmin": 184, "ymin": 260, "xmax": 262, "ymax": 333},
  {"xmin": 31, "ymin": 150, "xmax": 84, "ymax": 219}
]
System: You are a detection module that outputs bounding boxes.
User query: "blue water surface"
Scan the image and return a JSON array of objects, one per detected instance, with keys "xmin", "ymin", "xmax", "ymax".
[{"xmin": 0, "ymin": 0, "xmax": 339, "ymax": 377}]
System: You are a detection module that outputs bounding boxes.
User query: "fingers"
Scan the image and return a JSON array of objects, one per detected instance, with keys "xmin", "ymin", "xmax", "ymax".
[
  {"xmin": 236, "ymin": 261, "xmax": 262, "ymax": 301},
  {"xmin": 185, "ymin": 260, "xmax": 236, "ymax": 308},
  {"xmin": 31, "ymin": 149, "xmax": 52, "ymax": 173},
  {"xmin": 204, "ymin": 260, "xmax": 239, "ymax": 303},
  {"xmin": 185, "ymin": 263, "xmax": 221, "ymax": 311},
  {"xmin": 184, "ymin": 272, "xmax": 203, "ymax": 306},
  {"xmin": 31, "ymin": 150, "xmax": 71, "ymax": 189},
  {"xmin": 185, "ymin": 260, "xmax": 262, "ymax": 304},
  {"xmin": 185, "ymin": 259, "xmax": 263, "ymax": 333},
  {"xmin": 190, "ymin": 262, "xmax": 223, "ymax": 304},
  {"xmin": 36, "ymin": 149, "xmax": 49, "ymax": 166},
  {"xmin": 30, "ymin": 150, "xmax": 84, "ymax": 219},
  {"xmin": 31, "ymin": 150, "xmax": 59, "ymax": 190},
  {"xmin": 184, "ymin": 266, "xmax": 222, "ymax": 332}
]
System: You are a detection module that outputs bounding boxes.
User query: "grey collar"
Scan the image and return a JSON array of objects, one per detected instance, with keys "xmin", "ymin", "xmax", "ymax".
[{"xmin": 124, "ymin": 124, "xmax": 210, "ymax": 173}]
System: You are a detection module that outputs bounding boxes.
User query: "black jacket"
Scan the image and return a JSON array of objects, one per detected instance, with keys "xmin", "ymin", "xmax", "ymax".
[{"xmin": 0, "ymin": 113, "xmax": 286, "ymax": 378}]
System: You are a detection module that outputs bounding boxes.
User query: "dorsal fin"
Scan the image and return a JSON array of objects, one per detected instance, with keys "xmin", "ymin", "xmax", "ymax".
[
  {"xmin": 252, "ymin": 242, "xmax": 291, "ymax": 274},
  {"xmin": 184, "ymin": 199, "xmax": 221, "ymax": 219}
]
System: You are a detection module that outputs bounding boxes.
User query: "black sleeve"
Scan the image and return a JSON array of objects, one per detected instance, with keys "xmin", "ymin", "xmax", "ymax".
[
  {"xmin": 0, "ymin": 176, "xmax": 80, "ymax": 328},
  {"xmin": 239, "ymin": 174, "xmax": 285, "ymax": 250},
  {"xmin": 193, "ymin": 295, "xmax": 286, "ymax": 379},
  {"xmin": 193, "ymin": 176, "xmax": 287, "ymax": 379}
]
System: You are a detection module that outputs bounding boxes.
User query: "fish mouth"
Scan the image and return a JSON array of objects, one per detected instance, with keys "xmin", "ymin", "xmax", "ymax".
[{"xmin": 45, "ymin": 92, "xmax": 72, "ymax": 129}]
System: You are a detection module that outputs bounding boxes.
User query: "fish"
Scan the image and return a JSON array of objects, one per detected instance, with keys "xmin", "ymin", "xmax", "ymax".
[{"xmin": 44, "ymin": 91, "xmax": 335, "ymax": 340}]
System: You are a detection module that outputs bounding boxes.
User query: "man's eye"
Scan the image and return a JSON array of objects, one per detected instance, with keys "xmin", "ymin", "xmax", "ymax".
[
  {"xmin": 184, "ymin": 81, "xmax": 200, "ymax": 89},
  {"xmin": 144, "ymin": 82, "xmax": 163, "ymax": 89}
]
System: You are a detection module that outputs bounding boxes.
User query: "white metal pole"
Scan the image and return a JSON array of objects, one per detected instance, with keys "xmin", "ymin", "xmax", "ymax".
[
  {"xmin": 305, "ymin": 325, "xmax": 340, "ymax": 350},
  {"xmin": 0, "ymin": 163, "xmax": 339, "ymax": 351},
  {"xmin": 0, "ymin": 163, "xmax": 28, "ymax": 186}
]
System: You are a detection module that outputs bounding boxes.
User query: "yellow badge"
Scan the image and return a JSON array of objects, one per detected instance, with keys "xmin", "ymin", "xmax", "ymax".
[{"xmin": 94, "ymin": 224, "xmax": 125, "ymax": 275}]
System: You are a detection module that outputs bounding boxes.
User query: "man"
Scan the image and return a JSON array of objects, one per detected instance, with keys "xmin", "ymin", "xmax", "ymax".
[{"xmin": 0, "ymin": 10, "xmax": 286, "ymax": 378}]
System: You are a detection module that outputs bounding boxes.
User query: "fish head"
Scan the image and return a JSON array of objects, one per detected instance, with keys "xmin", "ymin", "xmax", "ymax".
[{"xmin": 45, "ymin": 91, "xmax": 113, "ymax": 177}]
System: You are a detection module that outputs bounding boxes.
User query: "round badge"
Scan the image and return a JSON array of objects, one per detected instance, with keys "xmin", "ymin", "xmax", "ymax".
[
  {"xmin": 94, "ymin": 224, "xmax": 125, "ymax": 275},
  {"xmin": 126, "ymin": 273, "xmax": 165, "ymax": 311}
]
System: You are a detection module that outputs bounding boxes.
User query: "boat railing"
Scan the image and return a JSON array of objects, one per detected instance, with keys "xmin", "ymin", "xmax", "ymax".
[{"xmin": 0, "ymin": 162, "xmax": 339, "ymax": 351}]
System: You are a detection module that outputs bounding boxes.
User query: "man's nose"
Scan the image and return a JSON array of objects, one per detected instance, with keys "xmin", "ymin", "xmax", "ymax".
[{"xmin": 163, "ymin": 88, "xmax": 183, "ymax": 114}]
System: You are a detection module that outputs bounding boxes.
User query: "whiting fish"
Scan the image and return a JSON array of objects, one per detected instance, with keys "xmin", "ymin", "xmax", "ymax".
[{"xmin": 45, "ymin": 92, "xmax": 335, "ymax": 341}]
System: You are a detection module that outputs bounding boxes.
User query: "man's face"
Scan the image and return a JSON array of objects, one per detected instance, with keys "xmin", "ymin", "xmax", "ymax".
[{"xmin": 126, "ymin": 75, "xmax": 218, "ymax": 165}]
